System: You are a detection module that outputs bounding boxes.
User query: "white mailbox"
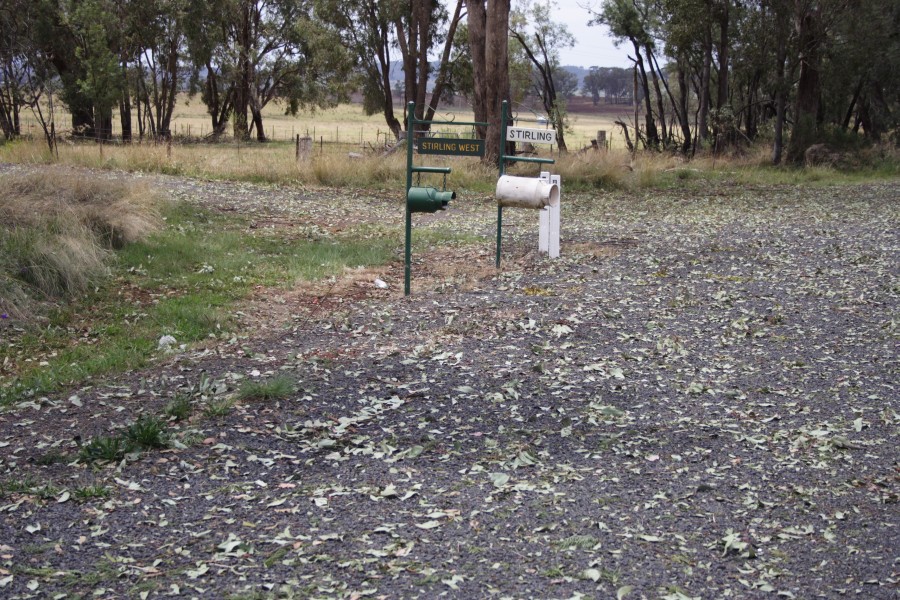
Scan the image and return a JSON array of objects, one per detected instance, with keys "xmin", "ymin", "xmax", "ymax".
[{"xmin": 495, "ymin": 175, "xmax": 560, "ymax": 210}]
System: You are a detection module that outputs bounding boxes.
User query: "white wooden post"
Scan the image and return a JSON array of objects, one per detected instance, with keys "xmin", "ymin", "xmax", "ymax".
[
  {"xmin": 549, "ymin": 174, "xmax": 561, "ymax": 258},
  {"xmin": 539, "ymin": 172, "xmax": 550, "ymax": 253},
  {"xmin": 539, "ymin": 172, "xmax": 560, "ymax": 258}
]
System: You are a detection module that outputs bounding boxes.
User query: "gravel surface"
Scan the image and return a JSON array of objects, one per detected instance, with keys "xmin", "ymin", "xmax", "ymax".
[{"xmin": 0, "ymin": 164, "xmax": 898, "ymax": 599}]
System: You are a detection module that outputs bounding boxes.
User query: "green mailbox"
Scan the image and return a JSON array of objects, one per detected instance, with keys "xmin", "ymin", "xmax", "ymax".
[{"xmin": 407, "ymin": 186, "xmax": 455, "ymax": 213}]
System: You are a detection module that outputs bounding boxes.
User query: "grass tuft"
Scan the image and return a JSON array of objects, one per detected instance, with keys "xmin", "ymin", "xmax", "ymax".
[
  {"xmin": 0, "ymin": 172, "xmax": 163, "ymax": 319},
  {"xmin": 204, "ymin": 397, "xmax": 236, "ymax": 419},
  {"xmin": 79, "ymin": 435, "xmax": 129, "ymax": 463},
  {"xmin": 124, "ymin": 415, "xmax": 168, "ymax": 450},
  {"xmin": 73, "ymin": 485, "xmax": 110, "ymax": 501},
  {"xmin": 164, "ymin": 393, "xmax": 193, "ymax": 422},
  {"xmin": 237, "ymin": 375, "xmax": 296, "ymax": 402}
]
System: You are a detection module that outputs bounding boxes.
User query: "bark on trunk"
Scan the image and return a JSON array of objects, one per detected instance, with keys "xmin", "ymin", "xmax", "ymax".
[
  {"xmin": 424, "ymin": 0, "xmax": 464, "ymax": 123},
  {"xmin": 787, "ymin": 5, "xmax": 822, "ymax": 164},
  {"xmin": 233, "ymin": 0, "xmax": 252, "ymax": 141},
  {"xmin": 698, "ymin": 18, "xmax": 712, "ymax": 142},
  {"xmin": 631, "ymin": 41, "xmax": 658, "ymax": 149},
  {"xmin": 483, "ymin": 0, "xmax": 511, "ymax": 165},
  {"xmin": 772, "ymin": 7, "xmax": 788, "ymax": 165},
  {"xmin": 647, "ymin": 45, "xmax": 667, "ymax": 145},
  {"xmin": 120, "ymin": 61, "xmax": 132, "ymax": 143},
  {"xmin": 252, "ymin": 108, "xmax": 266, "ymax": 142},
  {"xmin": 468, "ymin": 0, "xmax": 488, "ymax": 140},
  {"xmin": 716, "ymin": 0, "xmax": 729, "ymax": 110}
]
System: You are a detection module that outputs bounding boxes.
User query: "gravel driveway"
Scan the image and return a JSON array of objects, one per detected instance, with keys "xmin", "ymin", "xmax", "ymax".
[{"xmin": 1, "ymin": 165, "xmax": 897, "ymax": 599}]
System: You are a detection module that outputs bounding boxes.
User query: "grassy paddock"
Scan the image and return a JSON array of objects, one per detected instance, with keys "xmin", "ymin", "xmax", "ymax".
[{"xmin": 16, "ymin": 96, "xmax": 626, "ymax": 150}]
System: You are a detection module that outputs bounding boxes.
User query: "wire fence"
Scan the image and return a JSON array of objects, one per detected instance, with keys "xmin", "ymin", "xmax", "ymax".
[{"xmin": 14, "ymin": 113, "xmax": 620, "ymax": 157}]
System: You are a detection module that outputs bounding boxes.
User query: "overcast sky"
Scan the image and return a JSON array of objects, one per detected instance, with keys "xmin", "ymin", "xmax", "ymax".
[{"xmin": 547, "ymin": 0, "xmax": 632, "ymax": 68}]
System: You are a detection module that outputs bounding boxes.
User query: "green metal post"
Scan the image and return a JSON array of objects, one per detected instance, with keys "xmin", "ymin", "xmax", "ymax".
[
  {"xmin": 496, "ymin": 100, "xmax": 509, "ymax": 268},
  {"xmin": 404, "ymin": 101, "xmax": 415, "ymax": 296}
]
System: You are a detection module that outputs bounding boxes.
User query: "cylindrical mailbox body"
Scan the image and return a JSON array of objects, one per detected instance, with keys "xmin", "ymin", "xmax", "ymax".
[
  {"xmin": 495, "ymin": 175, "xmax": 560, "ymax": 209},
  {"xmin": 407, "ymin": 186, "xmax": 455, "ymax": 213}
]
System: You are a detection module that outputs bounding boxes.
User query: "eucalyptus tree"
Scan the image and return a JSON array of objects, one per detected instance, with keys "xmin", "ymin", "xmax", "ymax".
[
  {"xmin": 129, "ymin": 0, "xmax": 187, "ymax": 140},
  {"xmin": 0, "ymin": 0, "xmax": 60, "ymax": 148},
  {"xmin": 510, "ymin": 0, "xmax": 575, "ymax": 152},
  {"xmin": 317, "ymin": 0, "xmax": 464, "ymax": 140},
  {"xmin": 467, "ymin": 0, "xmax": 512, "ymax": 163},
  {"xmin": 0, "ymin": 0, "xmax": 29, "ymax": 139},
  {"xmin": 185, "ymin": 0, "xmax": 353, "ymax": 142},
  {"xmin": 589, "ymin": 0, "xmax": 660, "ymax": 149}
]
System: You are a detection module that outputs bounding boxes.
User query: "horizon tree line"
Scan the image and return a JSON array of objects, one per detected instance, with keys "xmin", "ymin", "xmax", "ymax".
[{"xmin": 1, "ymin": 0, "xmax": 896, "ymax": 165}]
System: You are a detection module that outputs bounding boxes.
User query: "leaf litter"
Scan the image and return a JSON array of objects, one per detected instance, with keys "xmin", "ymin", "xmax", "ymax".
[{"xmin": 0, "ymin": 164, "xmax": 897, "ymax": 598}]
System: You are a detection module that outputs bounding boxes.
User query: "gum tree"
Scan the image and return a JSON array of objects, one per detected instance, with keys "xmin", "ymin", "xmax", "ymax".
[{"xmin": 510, "ymin": 0, "xmax": 575, "ymax": 152}]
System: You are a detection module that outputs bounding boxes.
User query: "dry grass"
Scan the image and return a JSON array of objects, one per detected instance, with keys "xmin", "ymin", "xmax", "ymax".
[
  {"xmin": 0, "ymin": 172, "xmax": 164, "ymax": 318},
  {"xmin": 3, "ymin": 132, "xmax": 896, "ymax": 199},
  {"xmin": 15, "ymin": 95, "xmax": 626, "ymax": 150}
]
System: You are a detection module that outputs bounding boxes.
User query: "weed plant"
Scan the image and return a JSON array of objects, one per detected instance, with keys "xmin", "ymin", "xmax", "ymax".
[
  {"xmin": 79, "ymin": 435, "xmax": 130, "ymax": 463},
  {"xmin": 204, "ymin": 397, "xmax": 236, "ymax": 419},
  {"xmin": 164, "ymin": 393, "xmax": 193, "ymax": 421},
  {"xmin": 236, "ymin": 376, "xmax": 296, "ymax": 402},
  {"xmin": 124, "ymin": 415, "xmax": 168, "ymax": 449},
  {"xmin": 73, "ymin": 485, "xmax": 110, "ymax": 501}
]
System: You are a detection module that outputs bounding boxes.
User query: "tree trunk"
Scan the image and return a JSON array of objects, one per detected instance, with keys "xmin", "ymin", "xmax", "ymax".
[
  {"xmin": 787, "ymin": 4, "xmax": 823, "ymax": 164},
  {"xmin": 468, "ymin": 0, "xmax": 488, "ymax": 140},
  {"xmin": 414, "ymin": 1, "xmax": 430, "ymax": 121},
  {"xmin": 772, "ymin": 5, "xmax": 789, "ymax": 165},
  {"xmin": 233, "ymin": 0, "xmax": 252, "ymax": 141},
  {"xmin": 120, "ymin": 61, "xmax": 132, "ymax": 143},
  {"xmin": 716, "ymin": 0, "xmax": 729, "ymax": 110},
  {"xmin": 160, "ymin": 37, "xmax": 180, "ymax": 137},
  {"xmin": 842, "ymin": 77, "xmax": 865, "ymax": 129},
  {"xmin": 252, "ymin": 108, "xmax": 266, "ymax": 142},
  {"xmin": 646, "ymin": 45, "xmax": 667, "ymax": 145},
  {"xmin": 96, "ymin": 107, "xmax": 113, "ymax": 141},
  {"xmin": 483, "ymin": 0, "xmax": 511, "ymax": 165},
  {"xmin": 424, "ymin": 0, "xmax": 464, "ymax": 123},
  {"xmin": 631, "ymin": 41, "xmax": 658, "ymax": 149},
  {"xmin": 675, "ymin": 60, "xmax": 692, "ymax": 154},
  {"xmin": 698, "ymin": 17, "xmax": 712, "ymax": 142}
]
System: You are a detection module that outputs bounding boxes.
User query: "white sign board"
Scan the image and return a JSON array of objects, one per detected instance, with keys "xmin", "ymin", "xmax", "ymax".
[{"xmin": 507, "ymin": 127, "xmax": 557, "ymax": 145}]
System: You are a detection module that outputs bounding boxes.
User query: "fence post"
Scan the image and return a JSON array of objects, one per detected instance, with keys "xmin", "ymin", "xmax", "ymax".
[{"xmin": 296, "ymin": 136, "xmax": 312, "ymax": 161}]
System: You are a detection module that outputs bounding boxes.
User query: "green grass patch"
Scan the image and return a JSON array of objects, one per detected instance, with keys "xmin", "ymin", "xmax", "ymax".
[
  {"xmin": 236, "ymin": 375, "xmax": 296, "ymax": 402},
  {"xmin": 164, "ymin": 393, "xmax": 193, "ymax": 421},
  {"xmin": 204, "ymin": 397, "xmax": 236, "ymax": 419},
  {"xmin": 73, "ymin": 485, "xmax": 110, "ymax": 501},
  {"xmin": 1, "ymin": 200, "xmax": 395, "ymax": 406}
]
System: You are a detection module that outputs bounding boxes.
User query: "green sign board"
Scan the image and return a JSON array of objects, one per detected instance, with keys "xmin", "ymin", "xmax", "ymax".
[{"xmin": 419, "ymin": 137, "xmax": 485, "ymax": 157}]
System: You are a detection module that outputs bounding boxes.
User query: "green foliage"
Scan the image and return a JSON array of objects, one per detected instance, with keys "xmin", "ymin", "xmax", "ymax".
[
  {"xmin": 204, "ymin": 397, "xmax": 236, "ymax": 419},
  {"xmin": 124, "ymin": 415, "xmax": 168, "ymax": 450},
  {"xmin": 236, "ymin": 376, "xmax": 296, "ymax": 402},
  {"xmin": 164, "ymin": 393, "xmax": 193, "ymax": 422},
  {"xmin": 79, "ymin": 435, "xmax": 129, "ymax": 463},
  {"xmin": 73, "ymin": 485, "xmax": 110, "ymax": 501}
]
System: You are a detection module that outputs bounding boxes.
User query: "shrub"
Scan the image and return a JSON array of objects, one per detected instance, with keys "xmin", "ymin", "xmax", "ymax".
[{"xmin": 0, "ymin": 172, "xmax": 163, "ymax": 320}]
